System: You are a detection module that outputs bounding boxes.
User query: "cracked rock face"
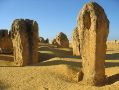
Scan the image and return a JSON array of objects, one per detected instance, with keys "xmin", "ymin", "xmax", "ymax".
[
  {"xmin": 72, "ymin": 27, "xmax": 80, "ymax": 56},
  {"xmin": 11, "ymin": 19, "xmax": 39, "ymax": 66},
  {"xmin": 54, "ymin": 32, "xmax": 69, "ymax": 48},
  {"xmin": 77, "ymin": 2, "xmax": 109, "ymax": 85}
]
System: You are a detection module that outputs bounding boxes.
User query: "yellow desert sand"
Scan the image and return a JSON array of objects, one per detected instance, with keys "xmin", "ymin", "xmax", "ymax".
[
  {"xmin": 0, "ymin": 1, "xmax": 119, "ymax": 90},
  {"xmin": 0, "ymin": 43, "xmax": 119, "ymax": 90}
]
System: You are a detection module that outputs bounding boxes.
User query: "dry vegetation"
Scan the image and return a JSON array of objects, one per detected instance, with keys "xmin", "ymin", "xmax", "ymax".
[{"xmin": 0, "ymin": 43, "xmax": 119, "ymax": 90}]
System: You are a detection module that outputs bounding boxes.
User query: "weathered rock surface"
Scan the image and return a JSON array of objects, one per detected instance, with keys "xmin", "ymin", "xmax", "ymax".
[
  {"xmin": 72, "ymin": 27, "xmax": 80, "ymax": 56},
  {"xmin": 39, "ymin": 37, "xmax": 45, "ymax": 43},
  {"xmin": 11, "ymin": 19, "xmax": 39, "ymax": 66},
  {"xmin": 52, "ymin": 38, "xmax": 58, "ymax": 47},
  {"xmin": 39, "ymin": 37, "xmax": 49, "ymax": 44},
  {"xmin": 0, "ymin": 29, "xmax": 13, "ymax": 54},
  {"xmin": 77, "ymin": 2, "xmax": 109, "ymax": 85},
  {"xmin": 53, "ymin": 32, "xmax": 69, "ymax": 48}
]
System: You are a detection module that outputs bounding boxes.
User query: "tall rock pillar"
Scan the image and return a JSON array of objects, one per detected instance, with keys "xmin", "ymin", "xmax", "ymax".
[
  {"xmin": 77, "ymin": 2, "xmax": 109, "ymax": 85},
  {"xmin": 11, "ymin": 19, "xmax": 39, "ymax": 66}
]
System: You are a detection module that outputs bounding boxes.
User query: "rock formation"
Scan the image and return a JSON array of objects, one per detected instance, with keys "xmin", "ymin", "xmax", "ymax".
[
  {"xmin": 72, "ymin": 27, "xmax": 80, "ymax": 56},
  {"xmin": 45, "ymin": 38, "xmax": 49, "ymax": 43},
  {"xmin": 11, "ymin": 19, "xmax": 39, "ymax": 66},
  {"xmin": 52, "ymin": 38, "xmax": 58, "ymax": 47},
  {"xmin": 77, "ymin": 2, "xmax": 109, "ymax": 85},
  {"xmin": 39, "ymin": 37, "xmax": 45, "ymax": 43},
  {"xmin": 39, "ymin": 37, "xmax": 49, "ymax": 44},
  {"xmin": 52, "ymin": 32, "xmax": 69, "ymax": 48},
  {"xmin": 0, "ymin": 29, "xmax": 13, "ymax": 54}
]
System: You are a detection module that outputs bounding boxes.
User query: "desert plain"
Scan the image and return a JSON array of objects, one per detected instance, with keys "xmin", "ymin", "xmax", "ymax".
[{"xmin": 0, "ymin": 42, "xmax": 119, "ymax": 90}]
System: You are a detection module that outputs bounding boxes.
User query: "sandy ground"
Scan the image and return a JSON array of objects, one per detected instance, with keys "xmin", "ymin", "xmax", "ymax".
[{"xmin": 0, "ymin": 43, "xmax": 119, "ymax": 90}]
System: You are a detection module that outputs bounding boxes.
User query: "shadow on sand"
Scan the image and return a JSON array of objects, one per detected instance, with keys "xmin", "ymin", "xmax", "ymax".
[
  {"xmin": 106, "ymin": 73, "xmax": 119, "ymax": 85},
  {"xmin": 106, "ymin": 53, "xmax": 119, "ymax": 60},
  {"xmin": 38, "ymin": 60, "xmax": 82, "ymax": 67},
  {"xmin": 105, "ymin": 62, "xmax": 119, "ymax": 68},
  {"xmin": 0, "ymin": 81, "xmax": 10, "ymax": 90},
  {"xmin": 38, "ymin": 47, "xmax": 81, "ymax": 62},
  {"xmin": 105, "ymin": 53, "xmax": 119, "ymax": 67},
  {"xmin": 0, "ymin": 54, "xmax": 14, "ymax": 61}
]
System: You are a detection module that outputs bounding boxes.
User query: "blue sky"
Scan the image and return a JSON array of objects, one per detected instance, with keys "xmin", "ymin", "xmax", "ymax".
[{"xmin": 0, "ymin": 0, "xmax": 119, "ymax": 40}]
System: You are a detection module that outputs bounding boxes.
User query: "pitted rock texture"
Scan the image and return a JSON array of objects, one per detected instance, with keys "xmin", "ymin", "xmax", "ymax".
[
  {"xmin": 53, "ymin": 32, "xmax": 69, "ymax": 48},
  {"xmin": 77, "ymin": 2, "xmax": 109, "ymax": 85},
  {"xmin": 11, "ymin": 19, "xmax": 39, "ymax": 66},
  {"xmin": 0, "ymin": 29, "xmax": 13, "ymax": 54},
  {"xmin": 72, "ymin": 27, "xmax": 80, "ymax": 56}
]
